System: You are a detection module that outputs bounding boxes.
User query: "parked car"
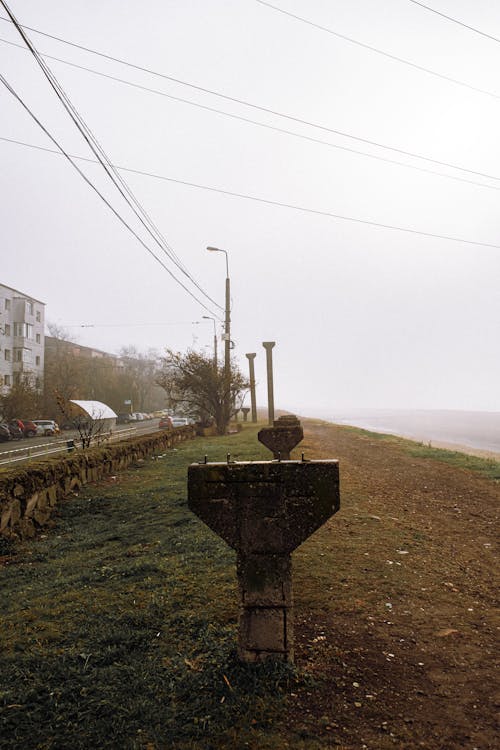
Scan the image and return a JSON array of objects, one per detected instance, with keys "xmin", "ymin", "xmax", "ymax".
[
  {"xmin": 171, "ymin": 416, "xmax": 189, "ymax": 427},
  {"xmin": 0, "ymin": 424, "xmax": 11, "ymax": 442},
  {"xmin": 21, "ymin": 420, "xmax": 38, "ymax": 437},
  {"xmin": 117, "ymin": 413, "xmax": 132, "ymax": 424},
  {"xmin": 33, "ymin": 420, "xmax": 60, "ymax": 436},
  {"xmin": 8, "ymin": 422, "xmax": 24, "ymax": 440},
  {"xmin": 159, "ymin": 416, "xmax": 174, "ymax": 430}
]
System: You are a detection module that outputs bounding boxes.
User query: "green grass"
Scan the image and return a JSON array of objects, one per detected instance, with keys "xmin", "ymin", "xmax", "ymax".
[
  {"xmin": 1, "ymin": 421, "xmax": 497, "ymax": 749},
  {"xmin": 0, "ymin": 426, "xmax": 305, "ymax": 750}
]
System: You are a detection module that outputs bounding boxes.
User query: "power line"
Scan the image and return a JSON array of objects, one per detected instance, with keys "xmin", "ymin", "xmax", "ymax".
[
  {"xmin": 62, "ymin": 321, "xmax": 203, "ymax": 328},
  {"xmin": 1, "ymin": 38, "xmax": 498, "ymax": 193},
  {"xmin": 0, "ymin": 19, "xmax": 498, "ymax": 183},
  {"xmin": 0, "ymin": 1, "xmax": 222, "ymax": 313},
  {"xmin": 408, "ymin": 1, "xmax": 500, "ymax": 44},
  {"xmin": 255, "ymin": 0, "xmax": 500, "ymax": 100},
  {"xmin": 0, "ymin": 71, "xmax": 222, "ymax": 319},
  {"xmin": 2, "ymin": 132, "xmax": 499, "ymax": 251}
]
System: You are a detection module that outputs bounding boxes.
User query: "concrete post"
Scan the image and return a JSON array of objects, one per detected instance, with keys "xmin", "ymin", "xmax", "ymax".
[
  {"xmin": 258, "ymin": 415, "xmax": 304, "ymax": 460},
  {"xmin": 262, "ymin": 342, "xmax": 276, "ymax": 425},
  {"xmin": 188, "ymin": 458, "xmax": 340, "ymax": 662},
  {"xmin": 245, "ymin": 353, "xmax": 257, "ymax": 423}
]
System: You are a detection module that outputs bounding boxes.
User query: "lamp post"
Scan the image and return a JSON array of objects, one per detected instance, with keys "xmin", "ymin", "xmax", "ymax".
[
  {"xmin": 207, "ymin": 246, "xmax": 231, "ymax": 427},
  {"xmin": 202, "ymin": 315, "xmax": 218, "ymax": 368}
]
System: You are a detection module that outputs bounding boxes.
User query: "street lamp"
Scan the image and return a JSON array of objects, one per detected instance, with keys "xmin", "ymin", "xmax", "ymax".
[
  {"xmin": 202, "ymin": 315, "xmax": 218, "ymax": 368},
  {"xmin": 207, "ymin": 246, "xmax": 231, "ymax": 427}
]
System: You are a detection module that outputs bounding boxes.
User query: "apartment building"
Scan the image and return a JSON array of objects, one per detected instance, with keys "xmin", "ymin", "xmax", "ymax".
[{"xmin": 0, "ymin": 283, "xmax": 45, "ymax": 392}]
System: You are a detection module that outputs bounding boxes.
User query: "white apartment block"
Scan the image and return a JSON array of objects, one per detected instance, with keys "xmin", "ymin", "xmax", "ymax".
[{"xmin": 0, "ymin": 283, "xmax": 45, "ymax": 392}]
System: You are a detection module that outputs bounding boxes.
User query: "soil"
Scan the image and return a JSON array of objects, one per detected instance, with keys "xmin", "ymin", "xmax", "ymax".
[{"xmin": 287, "ymin": 420, "xmax": 499, "ymax": 749}]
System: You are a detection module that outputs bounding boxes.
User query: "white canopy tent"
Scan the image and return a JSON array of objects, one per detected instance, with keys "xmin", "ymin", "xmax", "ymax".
[{"xmin": 70, "ymin": 400, "xmax": 117, "ymax": 431}]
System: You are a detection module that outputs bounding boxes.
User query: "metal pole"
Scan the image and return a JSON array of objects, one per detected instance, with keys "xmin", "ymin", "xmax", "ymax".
[
  {"xmin": 203, "ymin": 316, "xmax": 218, "ymax": 369},
  {"xmin": 246, "ymin": 353, "xmax": 257, "ymax": 423},
  {"xmin": 224, "ymin": 274, "xmax": 231, "ymax": 425},
  {"xmin": 262, "ymin": 341, "xmax": 276, "ymax": 425},
  {"xmin": 207, "ymin": 247, "xmax": 231, "ymax": 430}
]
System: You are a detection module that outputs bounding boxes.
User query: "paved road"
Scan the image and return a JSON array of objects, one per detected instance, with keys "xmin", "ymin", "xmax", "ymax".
[{"xmin": 0, "ymin": 419, "xmax": 161, "ymax": 463}]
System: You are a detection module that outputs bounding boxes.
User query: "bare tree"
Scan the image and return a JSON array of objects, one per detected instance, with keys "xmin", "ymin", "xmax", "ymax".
[
  {"xmin": 55, "ymin": 394, "xmax": 108, "ymax": 449},
  {"xmin": 156, "ymin": 349, "xmax": 249, "ymax": 435}
]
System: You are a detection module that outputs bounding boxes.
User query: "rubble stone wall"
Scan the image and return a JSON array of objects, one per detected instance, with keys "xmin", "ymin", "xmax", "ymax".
[{"xmin": 0, "ymin": 426, "xmax": 196, "ymax": 540}]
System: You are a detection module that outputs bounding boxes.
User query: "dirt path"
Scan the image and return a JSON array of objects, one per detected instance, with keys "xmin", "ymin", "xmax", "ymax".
[{"xmin": 287, "ymin": 420, "xmax": 499, "ymax": 749}]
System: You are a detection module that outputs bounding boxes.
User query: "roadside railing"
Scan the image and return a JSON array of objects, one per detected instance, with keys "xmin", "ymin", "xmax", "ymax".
[{"xmin": 0, "ymin": 422, "xmax": 168, "ymax": 467}]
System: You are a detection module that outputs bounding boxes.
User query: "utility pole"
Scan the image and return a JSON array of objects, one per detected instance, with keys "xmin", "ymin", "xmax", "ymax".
[
  {"xmin": 262, "ymin": 341, "xmax": 276, "ymax": 425},
  {"xmin": 207, "ymin": 247, "xmax": 231, "ymax": 427},
  {"xmin": 246, "ymin": 352, "xmax": 257, "ymax": 422}
]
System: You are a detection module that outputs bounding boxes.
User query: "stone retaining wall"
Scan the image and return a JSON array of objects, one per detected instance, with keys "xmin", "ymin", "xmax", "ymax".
[{"xmin": 0, "ymin": 426, "xmax": 196, "ymax": 540}]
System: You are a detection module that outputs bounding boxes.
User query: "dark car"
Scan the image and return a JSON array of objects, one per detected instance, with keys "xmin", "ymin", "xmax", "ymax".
[
  {"xmin": 0, "ymin": 424, "xmax": 11, "ymax": 442},
  {"xmin": 8, "ymin": 422, "xmax": 24, "ymax": 440},
  {"xmin": 159, "ymin": 416, "xmax": 174, "ymax": 430},
  {"xmin": 117, "ymin": 413, "xmax": 132, "ymax": 424}
]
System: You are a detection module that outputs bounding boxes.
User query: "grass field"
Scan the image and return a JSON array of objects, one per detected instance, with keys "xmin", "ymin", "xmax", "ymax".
[{"xmin": 0, "ymin": 423, "xmax": 498, "ymax": 749}]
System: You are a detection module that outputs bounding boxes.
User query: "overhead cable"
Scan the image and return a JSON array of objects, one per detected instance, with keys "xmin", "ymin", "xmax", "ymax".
[
  {"xmin": 0, "ymin": 1, "xmax": 222, "ymax": 312},
  {"xmin": 255, "ymin": 0, "xmax": 500, "ymax": 99},
  {"xmin": 408, "ymin": 1, "xmax": 500, "ymax": 44},
  {"xmin": 1, "ymin": 39, "xmax": 497, "ymax": 193},
  {"xmin": 0, "ymin": 20, "xmax": 497, "ymax": 182},
  {"xmin": 2, "ymin": 132, "xmax": 498, "ymax": 251},
  {"xmin": 0, "ymin": 72, "xmax": 221, "ymax": 319}
]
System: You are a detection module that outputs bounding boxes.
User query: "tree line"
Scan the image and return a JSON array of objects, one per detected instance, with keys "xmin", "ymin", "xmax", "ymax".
[{"xmin": 1, "ymin": 326, "xmax": 249, "ymax": 435}]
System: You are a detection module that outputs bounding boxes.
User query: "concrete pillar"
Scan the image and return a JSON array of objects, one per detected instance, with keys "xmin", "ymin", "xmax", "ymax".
[
  {"xmin": 188, "ymin": 458, "xmax": 340, "ymax": 662},
  {"xmin": 262, "ymin": 341, "xmax": 275, "ymax": 425},
  {"xmin": 245, "ymin": 353, "xmax": 257, "ymax": 423}
]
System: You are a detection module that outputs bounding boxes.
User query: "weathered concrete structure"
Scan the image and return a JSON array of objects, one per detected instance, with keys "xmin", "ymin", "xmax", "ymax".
[
  {"xmin": 188, "ymin": 456, "xmax": 340, "ymax": 662},
  {"xmin": 262, "ymin": 342, "xmax": 276, "ymax": 424},
  {"xmin": 245, "ymin": 353, "xmax": 257, "ymax": 423},
  {"xmin": 258, "ymin": 414, "xmax": 304, "ymax": 460}
]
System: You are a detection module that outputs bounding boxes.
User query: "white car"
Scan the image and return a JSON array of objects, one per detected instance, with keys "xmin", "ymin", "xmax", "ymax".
[
  {"xmin": 171, "ymin": 417, "xmax": 189, "ymax": 427},
  {"xmin": 33, "ymin": 420, "xmax": 60, "ymax": 436}
]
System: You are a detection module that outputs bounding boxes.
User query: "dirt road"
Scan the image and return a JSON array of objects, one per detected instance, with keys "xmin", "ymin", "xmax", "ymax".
[{"xmin": 288, "ymin": 420, "xmax": 499, "ymax": 748}]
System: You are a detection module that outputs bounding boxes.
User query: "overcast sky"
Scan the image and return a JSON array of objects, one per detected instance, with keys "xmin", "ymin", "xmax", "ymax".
[{"xmin": 1, "ymin": 0, "xmax": 499, "ymax": 415}]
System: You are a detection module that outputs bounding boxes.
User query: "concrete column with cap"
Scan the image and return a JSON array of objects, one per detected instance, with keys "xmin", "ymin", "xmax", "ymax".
[
  {"xmin": 245, "ymin": 353, "xmax": 257, "ymax": 423},
  {"xmin": 262, "ymin": 341, "xmax": 276, "ymax": 425}
]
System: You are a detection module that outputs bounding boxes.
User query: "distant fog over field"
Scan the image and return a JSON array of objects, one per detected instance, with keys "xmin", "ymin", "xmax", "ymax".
[{"xmin": 301, "ymin": 408, "xmax": 500, "ymax": 455}]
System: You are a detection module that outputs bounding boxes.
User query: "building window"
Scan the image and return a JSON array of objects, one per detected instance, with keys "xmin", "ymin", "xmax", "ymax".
[
  {"xmin": 13, "ymin": 372, "xmax": 20, "ymax": 385},
  {"xmin": 4, "ymin": 374, "xmax": 10, "ymax": 386},
  {"xmin": 35, "ymin": 355, "xmax": 40, "ymax": 366},
  {"xmin": 36, "ymin": 310, "xmax": 41, "ymax": 322},
  {"xmin": 4, "ymin": 349, "xmax": 10, "ymax": 361},
  {"xmin": 4, "ymin": 323, "xmax": 10, "ymax": 336},
  {"xmin": 14, "ymin": 348, "xmax": 32, "ymax": 363},
  {"xmin": 27, "ymin": 301, "xmax": 34, "ymax": 315},
  {"xmin": 5, "ymin": 299, "xmax": 10, "ymax": 310},
  {"xmin": 36, "ymin": 333, "xmax": 41, "ymax": 344},
  {"xmin": 13, "ymin": 322, "xmax": 34, "ymax": 339}
]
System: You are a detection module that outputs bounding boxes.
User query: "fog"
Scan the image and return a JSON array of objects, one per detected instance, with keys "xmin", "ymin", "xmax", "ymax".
[{"xmin": 1, "ymin": 0, "xmax": 499, "ymax": 415}]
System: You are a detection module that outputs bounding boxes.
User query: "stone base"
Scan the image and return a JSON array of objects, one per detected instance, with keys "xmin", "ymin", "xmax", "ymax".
[{"xmin": 238, "ymin": 606, "xmax": 293, "ymax": 662}]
